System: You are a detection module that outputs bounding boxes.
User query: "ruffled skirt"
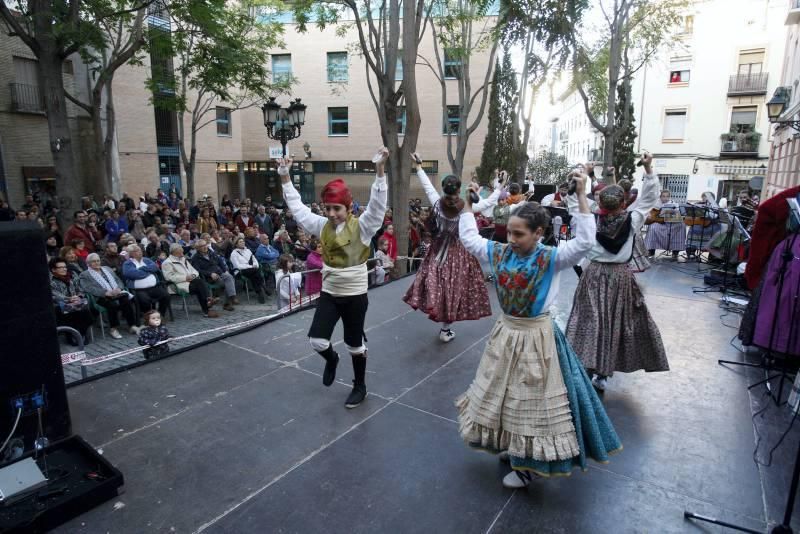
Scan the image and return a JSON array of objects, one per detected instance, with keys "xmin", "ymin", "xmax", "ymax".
[
  {"xmin": 456, "ymin": 314, "xmax": 622, "ymax": 477},
  {"xmin": 566, "ymin": 262, "xmax": 669, "ymax": 377},
  {"xmin": 403, "ymin": 237, "xmax": 491, "ymax": 323}
]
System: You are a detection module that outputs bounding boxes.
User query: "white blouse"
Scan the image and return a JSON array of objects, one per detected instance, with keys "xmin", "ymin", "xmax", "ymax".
[{"xmin": 459, "ymin": 211, "xmax": 597, "ymax": 312}]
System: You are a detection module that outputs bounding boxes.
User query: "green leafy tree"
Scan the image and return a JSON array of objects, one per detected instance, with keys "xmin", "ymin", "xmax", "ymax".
[
  {"xmin": 475, "ymin": 59, "xmax": 501, "ymax": 183},
  {"xmin": 65, "ymin": 1, "xmax": 149, "ymax": 196},
  {"xmin": 573, "ymin": 0, "xmax": 686, "ymax": 182},
  {"xmin": 289, "ymin": 0, "xmax": 429, "ymax": 275},
  {"xmin": 613, "ymin": 82, "xmax": 637, "ymax": 180},
  {"xmin": 527, "ymin": 151, "xmax": 571, "ymax": 185},
  {"xmin": 425, "ymin": 0, "xmax": 500, "ymax": 181},
  {"xmin": 149, "ymin": 0, "xmax": 285, "ymax": 203},
  {"xmin": 475, "ymin": 49, "xmax": 519, "ymax": 181},
  {"xmin": 0, "ymin": 0, "xmax": 124, "ymax": 220},
  {"xmin": 501, "ymin": 0, "xmax": 588, "ymax": 181}
]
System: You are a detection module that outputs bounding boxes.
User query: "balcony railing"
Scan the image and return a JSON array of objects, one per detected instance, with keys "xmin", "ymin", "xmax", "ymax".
[
  {"xmin": 9, "ymin": 83, "xmax": 45, "ymax": 113},
  {"xmin": 728, "ymin": 73, "xmax": 769, "ymax": 96},
  {"xmin": 720, "ymin": 132, "xmax": 761, "ymax": 157}
]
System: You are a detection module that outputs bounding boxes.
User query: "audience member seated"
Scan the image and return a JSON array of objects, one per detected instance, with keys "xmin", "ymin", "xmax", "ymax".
[
  {"xmin": 230, "ymin": 237, "xmax": 268, "ymax": 303},
  {"xmin": 64, "ymin": 210, "xmax": 101, "ymax": 252},
  {"xmin": 161, "ymin": 243, "xmax": 219, "ymax": 317},
  {"xmin": 275, "ymin": 253, "xmax": 302, "ymax": 309},
  {"xmin": 304, "ymin": 239, "xmax": 323, "ymax": 296},
  {"xmin": 374, "ymin": 237, "xmax": 395, "ymax": 285},
  {"xmin": 214, "ymin": 229, "xmax": 234, "ymax": 259},
  {"xmin": 244, "ymin": 227, "xmax": 261, "ymax": 254},
  {"xmin": 145, "ymin": 231, "xmax": 170, "ymax": 261},
  {"xmin": 283, "ymin": 209, "xmax": 299, "ymax": 240},
  {"xmin": 79, "ymin": 253, "xmax": 140, "ymax": 338},
  {"xmin": 254, "ymin": 205, "xmax": 273, "ymax": 237},
  {"xmin": 60, "ymin": 245, "xmax": 86, "ymax": 276},
  {"xmin": 122, "ymin": 244, "xmax": 170, "ymax": 317},
  {"xmin": 49, "ymin": 257, "xmax": 94, "ymax": 346},
  {"xmin": 46, "ymin": 234, "xmax": 60, "ymax": 261},
  {"xmin": 198, "ymin": 207, "xmax": 218, "ymax": 234},
  {"xmin": 101, "ymin": 241, "xmax": 125, "ymax": 276},
  {"xmin": 234, "ymin": 206, "xmax": 256, "ymax": 233},
  {"xmin": 104, "ymin": 209, "xmax": 128, "ymax": 243},
  {"xmin": 71, "ymin": 238, "xmax": 90, "ymax": 262},
  {"xmin": 191, "ymin": 239, "xmax": 238, "ymax": 311}
]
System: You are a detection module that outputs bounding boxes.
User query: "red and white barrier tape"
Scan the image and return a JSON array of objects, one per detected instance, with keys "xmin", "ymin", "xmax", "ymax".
[{"xmin": 76, "ymin": 293, "xmax": 320, "ymax": 367}]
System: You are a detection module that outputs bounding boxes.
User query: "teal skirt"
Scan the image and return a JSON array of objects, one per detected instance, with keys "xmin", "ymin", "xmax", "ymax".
[{"xmin": 510, "ymin": 323, "xmax": 623, "ymax": 476}]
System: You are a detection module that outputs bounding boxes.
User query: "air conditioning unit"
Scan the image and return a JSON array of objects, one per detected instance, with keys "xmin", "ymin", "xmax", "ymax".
[{"xmin": 723, "ymin": 141, "xmax": 738, "ymax": 152}]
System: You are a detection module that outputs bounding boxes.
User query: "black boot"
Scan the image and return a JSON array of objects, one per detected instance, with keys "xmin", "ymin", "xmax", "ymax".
[
  {"xmin": 345, "ymin": 353, "xmax": 367, "ymax": 409},
  {"xmin": 318, "ymin": 345, "xmax": 339, "ymax": 387}
]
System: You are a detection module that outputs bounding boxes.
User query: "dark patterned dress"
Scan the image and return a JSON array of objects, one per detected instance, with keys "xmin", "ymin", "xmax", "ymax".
[
  {"xmin": 403, "ymin": 201, "xmax": 492, "ymax": 323},
  {"xmin": 138, "ymin": 325, "xmax": 170, "ymax": 359}
]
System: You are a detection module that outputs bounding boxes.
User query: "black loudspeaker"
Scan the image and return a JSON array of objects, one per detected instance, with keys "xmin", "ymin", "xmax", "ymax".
[
  {"xmin": 0, "ymin": 222, "xmax": 71, "ymax": 466},
  {"xmin": 0, "ymin": 222, "xmax": 123, "ymax": 532}
]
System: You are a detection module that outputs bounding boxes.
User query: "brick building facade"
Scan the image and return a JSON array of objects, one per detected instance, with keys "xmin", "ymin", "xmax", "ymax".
[{"xmin": 1, "ymin": 14, "xmax": 495, "ymax": 209}]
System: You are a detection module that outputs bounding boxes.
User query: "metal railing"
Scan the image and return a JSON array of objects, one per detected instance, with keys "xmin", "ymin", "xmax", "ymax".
[
  {"xmin": 275, "ymin": 256, "xmax": 425, "ymax": 312},
  {"xmin": 720, "ymin": 137, "xmax": 760, "ymax": 154},
  {"xmin": 9, "ymin": 83, "xmax": 45, "ymax": 113},
  {"xmin": 727, "ymin": 73, "xmax": 769, "ymax": 95}
]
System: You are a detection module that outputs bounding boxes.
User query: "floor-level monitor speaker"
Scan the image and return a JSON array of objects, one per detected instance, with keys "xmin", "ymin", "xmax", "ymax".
[{"xmin": 0, "ymin": 222, "xmax": 123, "ymax": 532}]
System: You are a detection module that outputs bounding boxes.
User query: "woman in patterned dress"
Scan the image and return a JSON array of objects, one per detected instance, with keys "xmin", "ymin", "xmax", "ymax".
[
  {"xmin": 457, "ymin": 174, "xmax": 621, "ymax": 488},
  {"xmin": 566, "ymin": 153, "xmax": 669, "ymax": 392},
  {"xmin": 403, "ymin": 153, "xmax": 499, "ymax": 342}
]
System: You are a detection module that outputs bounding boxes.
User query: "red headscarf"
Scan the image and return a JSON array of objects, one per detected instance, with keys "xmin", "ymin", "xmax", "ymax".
[{"xmin": 321, "ymin": 179, "xmax": 352, "ymax": 207}]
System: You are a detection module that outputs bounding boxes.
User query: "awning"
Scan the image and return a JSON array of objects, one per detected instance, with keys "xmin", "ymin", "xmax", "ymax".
[{"xmin": 713, "ymin": 164, "xmax": 768, "ymax": 176}]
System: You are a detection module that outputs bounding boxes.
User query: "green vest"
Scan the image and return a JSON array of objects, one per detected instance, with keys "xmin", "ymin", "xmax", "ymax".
[{"xmin": 321, "ymin": 215, "xmax": 371, "ymax": 268}]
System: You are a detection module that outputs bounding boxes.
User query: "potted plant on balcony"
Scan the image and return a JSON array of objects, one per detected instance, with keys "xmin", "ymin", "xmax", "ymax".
[{"xmin": 720, "ymin": 130, "xmax": 761, "ymax": 152}]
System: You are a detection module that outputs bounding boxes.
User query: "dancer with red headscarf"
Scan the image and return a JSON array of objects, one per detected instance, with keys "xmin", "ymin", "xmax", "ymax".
[{"xmin": 278, "ymin": 149, "xmax": 389, "ymax": 409}]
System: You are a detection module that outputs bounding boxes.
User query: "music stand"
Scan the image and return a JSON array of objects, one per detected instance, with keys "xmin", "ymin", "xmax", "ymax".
[
  {"xmin": 681, "ymin": 203, "xmax": 716, "ymax": 265},
  {"xmin": 693, "ymin": 209, "xmax": 749, "ymax": 297}
]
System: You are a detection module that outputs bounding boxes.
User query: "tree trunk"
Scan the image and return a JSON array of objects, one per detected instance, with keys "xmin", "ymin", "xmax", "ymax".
[
  {"xmin": 104, "ymin": 78, "xmax": 120, "ymax": 197},
  {"xmin": 38, "ymin": 52, "xmax": 83, "ymax": 225},
  {"xmin": 91, "ymin": 105, "xmax": 109, "ymax": 194},
  {"xmin": 383, "ymin": 0, "xmax": 422, "ymax": 276},
  {"xmin": 188, "ymin": 109, "xmax": 199, "ymax": 202}
]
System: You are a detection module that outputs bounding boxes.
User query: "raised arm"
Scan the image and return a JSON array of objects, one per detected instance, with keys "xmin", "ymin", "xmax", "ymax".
[
  {"xmin": 358, "ymin": 147, "xmax": 389, "ymax": 245},
  {"xmin": 411, "ymin": 153, "xmax": 442, "ymax": 206},
  {"xmin": 472, "ymin": 186, "xmax": 500, "ymax": 214},
  {"xmin": 554, "ymin": 174, "xmax": 596, "ymax": 271},
  {"xmin": 460, "ymin": 182, "xmax": 491, "ymax": 263},
  {"xmin": 278, "ymin": 158, "xmax": 327, "ymax": 238},
  {"xmin": 627, "ymin": 153, "xmax": 659, "ymax": 231},
  {"xmin": 458, "ymin": 212, "xmax": 489, "ymax": 264}
]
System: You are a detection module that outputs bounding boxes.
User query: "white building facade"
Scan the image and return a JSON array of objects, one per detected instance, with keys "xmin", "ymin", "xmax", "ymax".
[
  {"xmin": 530, "ymin": 0, "xmax": 788, "ymax": 202},
  {"xmin": 630, "ymin": 0, "xmax": 788, "ymax": 202},
  {"xmin": 763, "ymin": 0, "xmax": 800, "ymax": 198}
]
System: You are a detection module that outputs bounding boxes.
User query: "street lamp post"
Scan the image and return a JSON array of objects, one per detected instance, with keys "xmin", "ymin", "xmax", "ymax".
[{"xmin": 262, "ymin": 96, "xmax": 307, "ymax": 157}]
